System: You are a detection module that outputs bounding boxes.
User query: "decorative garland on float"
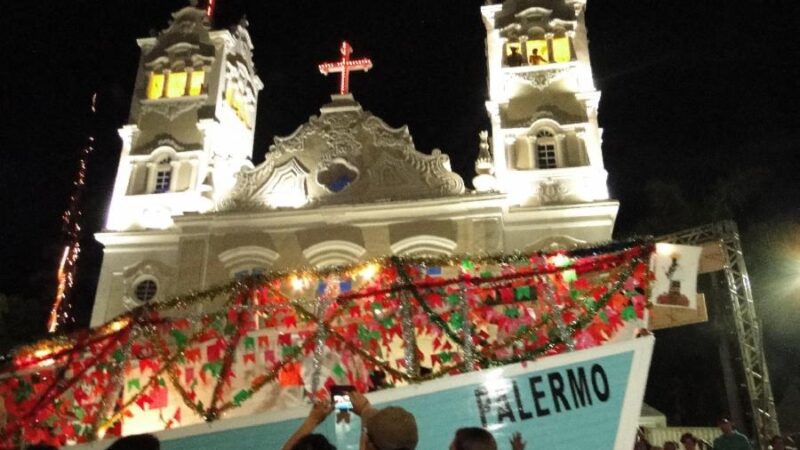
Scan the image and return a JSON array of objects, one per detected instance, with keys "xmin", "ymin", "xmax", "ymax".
[{"xmin": 0, "ymin": 240, "xmax": 654, "ymax": 448}]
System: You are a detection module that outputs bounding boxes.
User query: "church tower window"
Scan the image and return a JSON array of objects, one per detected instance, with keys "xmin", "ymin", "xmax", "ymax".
[
  {"xmin": 165, "ymin": 71, "xmax": 188, "ymax": 98},
  {"xmin": 146, "ymin": 69, "xmax": 205, "ymax": 99},
  {"xmin": 188, "ymin": 69, "xmax": 205, "ymax": 96},
  {"xmin": 146, "ymin": 72, "xmax": 166, "ymax": 99},
  {"xmin": 134, "ymin": 279, "xmax": 158, "ymax": 303},
  {"xmin": 154, "ymin": 157, "xmax": 172, "ymax": 193},
  {"xmin": 535, "ymin": 130, "xmax": 558, "ymax": 169}
]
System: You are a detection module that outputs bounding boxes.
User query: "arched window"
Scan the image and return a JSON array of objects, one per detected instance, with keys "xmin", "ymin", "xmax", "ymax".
[
  {"xmin": 535, "ymin": 129, "xmax": 557, "ymax": 169},
  {"xmin": 302, "ymin": 241, "xmax": 366, "ymax": 268},
  {"xmin": 390, "ymin": 235, "xmax": 457, "ymax": 257},
  {"xmin": 154, "ymin": 157, "xmax": 172, "ymax": 193},
  {"xmin": 218, "ymin": 246, "xmax": 279, "ymax": 278}
]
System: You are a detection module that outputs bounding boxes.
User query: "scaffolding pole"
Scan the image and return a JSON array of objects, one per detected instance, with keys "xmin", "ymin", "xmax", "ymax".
[{"xmin": 658, "ymin": 221, "xmax": 779, "ymax": 447}]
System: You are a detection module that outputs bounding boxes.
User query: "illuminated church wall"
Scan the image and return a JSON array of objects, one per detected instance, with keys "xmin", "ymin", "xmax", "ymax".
[{"xmin": 93, "ymin": 1, "xmax": 618, "ymax": 335}]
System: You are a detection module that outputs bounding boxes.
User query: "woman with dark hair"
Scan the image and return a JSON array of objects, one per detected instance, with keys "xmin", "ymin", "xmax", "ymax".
[
  {"xmin": 449, "ymin": 427, "xmax": 497, "ymax": 450},
  {"xmin": 290, "ymin": 433, "xmax": 337, "ymax": 450}
]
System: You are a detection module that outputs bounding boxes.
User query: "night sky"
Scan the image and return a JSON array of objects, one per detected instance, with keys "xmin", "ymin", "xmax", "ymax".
[{"xmin": 1, "ymin": 0, "xmax": 799, "ymax": 431}]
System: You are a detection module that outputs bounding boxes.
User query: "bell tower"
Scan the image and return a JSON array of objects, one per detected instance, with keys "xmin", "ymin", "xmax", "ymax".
[
  {"xmin": 481, "ymin": 0, "xmax": 615, "ymax": 211},
  {"xmin": 106, "ymin": 5, "xmax": 262, "ymax": 230}
]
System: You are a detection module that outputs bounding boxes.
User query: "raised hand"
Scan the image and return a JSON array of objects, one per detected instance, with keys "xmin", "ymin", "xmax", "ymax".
[
  {"xmin": 348, "ymin": 390, "xmax": 372, "ymax": 417},
  {"xmin": 307, "ymin": 399, "xmax": 334, "ymax": 425},
  {"xmin": 510, "ymin": 432, "xmax": 527, "ymax": 450}
]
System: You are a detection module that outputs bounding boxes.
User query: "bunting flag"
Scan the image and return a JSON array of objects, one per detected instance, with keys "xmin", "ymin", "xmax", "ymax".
[{"xmin": 0, "ymin": 240, "xmax": 653, "ymax": 449}]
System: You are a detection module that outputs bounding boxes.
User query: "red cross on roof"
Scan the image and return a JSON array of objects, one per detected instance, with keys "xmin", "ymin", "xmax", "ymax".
[{"xmin": 318, "ymin": 41, "xmax": 373, "ymax": 95}]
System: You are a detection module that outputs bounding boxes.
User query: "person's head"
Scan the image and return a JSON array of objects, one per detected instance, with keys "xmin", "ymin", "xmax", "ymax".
[
  {"xmin": 449, "ymin": 427, "xmax": 497, "ymax": 450},
  {"xmin": 531, "ymin": 48, "xmax": 539, "ymax": 55},
  {"xmin": 717, "ymin": 416, "xmax": 734, "ymax": 434},
  {"xmin": 663, "ymin": 441, "xmax": 679, "ymax": 450},
  {"xmin": 679, "ymin": 433, "xmax": 697, "ymax": 449},
  {"xmin": 510, "ymin": 47, "xmax": 519, "ymax": 54},
  {"xmin": 360, "ymin": 406, "xmax": 418, "ymax": 450},
  {"xmin": 291, "ymin": 433, "xmax": 336, "ymax": 450},
  {"xmin": 770, "ymin": 435, "xmax": 785, "ymax": 450},
  {"xmin": 106, "ymin": 434, "xmax": 160, "ymax": 450}
]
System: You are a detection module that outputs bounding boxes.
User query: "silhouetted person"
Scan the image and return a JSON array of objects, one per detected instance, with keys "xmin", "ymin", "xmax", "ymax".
[
  {"xmin": 106, "ymin": 433, "xmax": 160, "ymax": 450},
  {"xmin": 713, "ymin": 416, "xmax": 752, "ymax": 450},
  {"xmin": 506, "ymin": 47, "xmax": 524, "ymax": 67},
  {"xmin": 528, "ymin": 48, "xmax": 547, "ymax": 65},
  {"xmin": 449, "ymin": 427, "xmax": 497, "ymax": 450}
]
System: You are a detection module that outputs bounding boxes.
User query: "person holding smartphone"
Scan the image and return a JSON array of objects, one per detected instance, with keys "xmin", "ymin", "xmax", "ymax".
[
  {"xmin": 349, "ymin": 390, "xmax": 418, "ymax": 450},
  {"xmin": 281, "ymin": 400, "xmax": 336, "ymax": 450}
]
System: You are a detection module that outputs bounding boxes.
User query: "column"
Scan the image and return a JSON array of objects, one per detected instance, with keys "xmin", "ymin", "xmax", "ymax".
[
  {"xmin": 145, "ymin": 162, "xmax": 156, "ymax": 194},
  {"xmin": 566, "ymin": 31, "xmax": 577, "ymax": 61},
  {"xmin": 518, "ymin": 35, "xmax": 528, "ymax": 65},
  {"xmin": 169, "ymin": 160, "xmax": 181, "ymax": 192},
  {"xmin": 162, "ymin": 70, "xmax": 171, "ymax": 98},
  {"xmin": 185, "ymin": 68, "xmax": 193, "ymax": 96},
  {"xmin": 545, "ymin": 33, "xmax": 556, "ymax": 63}
]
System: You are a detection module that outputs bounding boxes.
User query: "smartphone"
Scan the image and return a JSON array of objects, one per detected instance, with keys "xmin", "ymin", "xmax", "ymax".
[{"xmin": 330, "ymin": 384, "xmax": 355, "ymax": 411}]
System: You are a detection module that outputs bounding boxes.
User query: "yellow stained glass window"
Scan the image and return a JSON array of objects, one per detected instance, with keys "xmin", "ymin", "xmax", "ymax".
[
  {"xmin": 189, "ymin": 70, "xmax": 205, "ymax": 96},
  {"xmin": 526, "ymin": 39, "xmax": 549, "ymax": 65},
  {"xmin": 146, "ymin": 73, "xmax": 165, "ymax": 99},
  {"xmin": 165, "ymin": 71, "xmax": 188, "ymax": 98},
  {"xmin": 551, "ymin": 37, "xmax": 572, "ymax": 63}
]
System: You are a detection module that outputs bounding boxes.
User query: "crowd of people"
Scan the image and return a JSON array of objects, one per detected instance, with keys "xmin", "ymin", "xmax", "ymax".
[
  {"xmin": 634, "ymin": 417, "xmax": 796, "ymax": 450},
  {"xmin": 18, "ymin": 394, "xmax": 797, "ymax": 450}
]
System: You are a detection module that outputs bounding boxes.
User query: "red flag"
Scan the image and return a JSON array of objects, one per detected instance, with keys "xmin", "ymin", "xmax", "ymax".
[{"xmin": 149, "ymin": 386, "xmax": 168, "ymax": 409}]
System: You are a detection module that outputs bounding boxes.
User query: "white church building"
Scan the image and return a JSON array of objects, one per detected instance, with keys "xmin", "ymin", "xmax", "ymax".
[{"xmin": 91, "ymin": 0, "xmax": 618, "ymax": 331}]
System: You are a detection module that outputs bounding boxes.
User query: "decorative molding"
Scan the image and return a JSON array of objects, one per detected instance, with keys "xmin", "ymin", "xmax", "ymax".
[
  {"xmin": 259, "ymin": 158, "xmax": 309, "ymax": 209},
  {"xmin": 218, "ymin": 246, "xmax": 279, "ymax": 276},
  {"xmin": 390, "ymin": 235, "xmax": 457, "ymax": 257},
  {"xmin": 509, "ymin": 67, "xmax": 570, "ymax": 89},
  {"xmin": 220, "ymin": 98, "xmax": 465, "ymax": 212},
  {"xmin": 139, "ymin": 97, "xmax": 205, "ymax": 121},
  {"xmin": 504, "ymin": 104, "xmax": 586, "ymax": 128},
  {"xmin": 524, "ymin": 235, "xmax": 586, "ymax": 252},
  {"xmin": 302, "ymin": 240, "xmax": 367, "ymax": 268},
  {"xmin": 132, "ymin": 134, "xmax": 201, "ymax": 155},
  {"xmin": 538, "ymin": 178, "xmax": 570, "ymax": 204},
  {"xmin": 120, "ymin": 260, "xmax": 177, "ymax": 310}
]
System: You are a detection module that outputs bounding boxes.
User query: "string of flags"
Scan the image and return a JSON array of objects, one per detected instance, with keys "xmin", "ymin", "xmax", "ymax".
[{"xmin": 1, "ymin": 240, "xmax": 654, "ymax": 448}]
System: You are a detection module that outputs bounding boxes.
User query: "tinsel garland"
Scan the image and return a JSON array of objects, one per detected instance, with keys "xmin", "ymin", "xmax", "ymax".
[{"xmin": 0, "ymin": 240, "xmax": 653, "ymax": 449}]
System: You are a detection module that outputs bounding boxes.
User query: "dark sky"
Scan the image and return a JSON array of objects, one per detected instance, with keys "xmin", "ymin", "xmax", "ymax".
[{"xmin": 1, "ymin": 0, "xmax": 799, "ymax": 430}]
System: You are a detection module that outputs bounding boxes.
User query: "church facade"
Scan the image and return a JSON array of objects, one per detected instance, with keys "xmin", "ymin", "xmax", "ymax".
[{"xmin": 91, "ymin": 0, "xmax": 618, "ymax": 329}]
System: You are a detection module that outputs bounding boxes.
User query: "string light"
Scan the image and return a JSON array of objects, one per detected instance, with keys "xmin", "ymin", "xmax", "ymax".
[
  {"xmin": 47, "ymin": 93, "xmax": 97, "ymax": 333},
  {"xmin": 205, "ymin": 0, "xmax": 216, "ymax": 19},
  {"xmin": 358, "ymin": 263, "xmax": 379, "ymax": 280},
  {"xmin": 318, "ymin": 41, "xmax": 373, "ymax": 95}
]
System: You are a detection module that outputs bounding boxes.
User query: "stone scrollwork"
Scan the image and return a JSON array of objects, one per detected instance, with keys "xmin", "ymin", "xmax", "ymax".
[
  {"xmin": 511, "ymin": 67, "xmax": 570, "ymax": 89},
  {"xmin": 139, "ymin": 97, "xmax": 204, "ymax": 121},
  {"xmin": 539, "ymin": 178, "xmax": 570, "ymax": 205},
  {"xmin": 219, "ymin": 97, "xmax": 465, "ymax": 212}
]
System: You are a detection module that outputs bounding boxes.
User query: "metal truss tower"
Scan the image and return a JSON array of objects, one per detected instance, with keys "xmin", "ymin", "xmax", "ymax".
[{"xmin": 658, "ymin": 221, "xmax": 779, "ymax": 447}]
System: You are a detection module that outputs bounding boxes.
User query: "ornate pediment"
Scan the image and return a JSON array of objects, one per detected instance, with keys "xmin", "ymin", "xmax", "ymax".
[
  {"xmin": 131, "ymin": 134, "xmax": 200, "ymax": 156},
  {"xmin": 220, "ymin": 95, "xmax": 465, "ymax": 212},
  {"xmin": 495, "ymin": 0, "xmax": 576, "ymax": 31},
  {"xmin": 142, "ymin": 7, "xmax": 216, "ymax": 71}
]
